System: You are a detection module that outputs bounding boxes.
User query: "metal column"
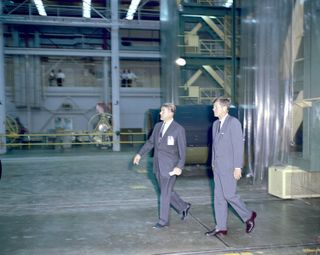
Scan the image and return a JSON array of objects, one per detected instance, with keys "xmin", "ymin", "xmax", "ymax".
[
  {"xmin": 25, "ymin": 55, "xmax": 32, "ymax": 131},
  {"xmin": 111, "ymin": 1, "xmax": 120, "ymax": 151},
  {"xmin": 0, "ymin": 1, "xmax": 6, "ymax": 154},
  {"xmin": 103, "ymin": 57, "xmax": 110, "ymax": 104},
  {"xmin": 231, "ymin": 1, "xmax": 237, "ymax": 104}
]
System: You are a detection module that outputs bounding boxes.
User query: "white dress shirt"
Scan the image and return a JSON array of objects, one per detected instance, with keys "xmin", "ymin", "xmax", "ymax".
[
  {"xmin": 162, "ymin": 119, "xmax": 173, "ymax": 137},
  {"xmin": 219, "ymin": 114, "xmax": 228, "ymax": 130}
]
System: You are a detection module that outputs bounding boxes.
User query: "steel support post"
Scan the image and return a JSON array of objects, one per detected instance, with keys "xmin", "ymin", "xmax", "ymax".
[
  {"xmin": 111, "ymin": 1, "xmax": 120, "ymax": 151},
  {"xmin": 0, "ymin": 2, "xmax": 6, "ymax": 154}
]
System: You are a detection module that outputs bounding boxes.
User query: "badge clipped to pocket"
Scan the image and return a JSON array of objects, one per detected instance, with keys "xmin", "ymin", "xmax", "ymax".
[{"xmin": 167, "ymin": 136, "xmax": 174, "ymax": 145}]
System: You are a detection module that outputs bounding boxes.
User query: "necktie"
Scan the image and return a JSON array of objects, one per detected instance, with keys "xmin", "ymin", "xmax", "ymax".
[
  {"xmin": 217, "ymin": 121, "xmax": 221, "ymax": 133},
  {"xmin": 159, "ymin": 122, "xmax": 165, "ymax": 142}
]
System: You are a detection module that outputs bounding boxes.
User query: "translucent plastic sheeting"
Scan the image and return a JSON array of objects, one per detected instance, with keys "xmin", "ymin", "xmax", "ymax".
[
  {"xmin": 240, "ymin": 0, "xmax": 320, "ymax": 187},
  {"xmin": 239, "ymin": 0, "xmax": 295, "ymax": 183}
]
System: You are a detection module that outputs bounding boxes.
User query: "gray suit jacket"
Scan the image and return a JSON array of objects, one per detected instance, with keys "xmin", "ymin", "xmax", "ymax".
[
  {"xmin": 211, "ymin": 115, "xmax": 244, "ymax": 171},
  {"xmin": 138, "ymin": 120, "xmax": 186, "ymax": 177}
]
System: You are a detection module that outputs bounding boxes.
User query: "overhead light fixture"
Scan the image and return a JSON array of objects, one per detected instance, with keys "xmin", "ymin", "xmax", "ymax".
[
  {"xmin": 83, "ymin": 0, "xmax": 91, "ymax": 18},
  {"xmin": 125, "ymin": 0, "xmax": 141, "ymax": 20},
  {"xmin": 32, "ymin": 0, "xmax": 47, "ymax": 16},
  {"xmin": 6, "ymin": 1, "xmax": 15, "ymax": 6},
  {"xmin": 175, "ymin": 58, "xmax": 186, "ymax": 66},
  {"xmin": 224, "ymin": 0, "xmax": 233, "ymax": 7}
]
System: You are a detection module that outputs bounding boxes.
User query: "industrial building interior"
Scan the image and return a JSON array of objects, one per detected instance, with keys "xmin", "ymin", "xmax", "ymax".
[{"xmin": 0, "ymin": 0, "xmax": 319, "ymax": 254}]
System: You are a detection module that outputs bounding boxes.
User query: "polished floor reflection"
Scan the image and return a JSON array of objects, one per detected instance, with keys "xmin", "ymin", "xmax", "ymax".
[{"xmin": 0, "ymin": 149, "xmax": 319, "ymax": 255}]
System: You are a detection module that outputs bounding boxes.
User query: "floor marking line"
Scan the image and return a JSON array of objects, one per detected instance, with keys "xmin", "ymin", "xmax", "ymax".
[
  {"xmin": 153, "ymin": 242, "xmax": 320, "ymax": 255},
  {"xmin": 189, "ymin": 211, "xmax": 231, "ymax": 248}
]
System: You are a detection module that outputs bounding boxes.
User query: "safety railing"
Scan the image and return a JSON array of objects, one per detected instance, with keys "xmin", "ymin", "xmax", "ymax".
[
  {"xmin": 191, "ymin": 0, "xmax": 232, "ymax": 7},
  {"xmin": 199, "ymin": 39, "xmax": 231, "ymax": 56},
  {"xmin": 199, "ymin": 87, "xmax": 224, "ymax": 103},
  {"xmin": 0, "ymin": 131, "xmax": 147, "ymax": 148},
  {"xmin": 180, "ymin": 38, "xmax": 232, "ymax": 56},
  {"xmin": 3, "ymin": 3, "xmax": 110, "ymax": 19}
]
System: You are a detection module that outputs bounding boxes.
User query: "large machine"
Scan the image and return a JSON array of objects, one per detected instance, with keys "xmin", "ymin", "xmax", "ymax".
[{"xmin": 87, "ymin": 103, "xmax": 113, "ymax": 149}]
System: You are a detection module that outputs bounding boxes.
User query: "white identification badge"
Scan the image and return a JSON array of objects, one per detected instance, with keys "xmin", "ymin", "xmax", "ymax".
[{"xmin": 167, "ymin": 136, "xmax": 174, "ymax": 145}]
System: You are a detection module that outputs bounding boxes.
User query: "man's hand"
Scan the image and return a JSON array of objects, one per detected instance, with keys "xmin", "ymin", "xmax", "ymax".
[
  {"xmin": 133, "ymin": 154, "xmax": 141, "ymax": 165},
  {"xmin": 234, "ymin": 168, "xmax": 242, "ymax": 180},
  {"xmin": 169, "ymin": 167, "xmax": 182, "ymax": 176}
]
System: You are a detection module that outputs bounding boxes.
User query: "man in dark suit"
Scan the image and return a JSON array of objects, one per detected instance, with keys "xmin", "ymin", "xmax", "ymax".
[
  {"xmin": 205, "ymin": 97, "xmax": 256, "ymax": 237},
  {"xmin": 133, "ymin": 103, "xmax": 191, "ymax": 229}
]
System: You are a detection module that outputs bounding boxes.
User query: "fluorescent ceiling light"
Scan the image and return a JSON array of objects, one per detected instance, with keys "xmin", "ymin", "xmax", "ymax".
[
  {"xmin": 224, "ymin": 0, "xmax": 233, "ymax": 7},
  {"xmin": 33, "ymin": 0, "xmax": 47, "ymax": 16},
  {"xmin": 125, "ymin": 0, "xmax": 141, "ymax": 20},
  {"xmin": 83, "ymin": 0, "xmax": 92, "ymax": 18}
]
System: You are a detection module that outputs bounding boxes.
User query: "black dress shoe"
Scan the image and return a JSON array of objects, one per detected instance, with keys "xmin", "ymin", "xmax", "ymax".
[
  {"xmin": 246, "ymin": 211, "xmax": 257, "ymax": 233},
  {"xmin": 205, "ymin": 229, "xmax": 228, "ymax": 236},
  {"xmin": 152, "ymin": 223, "xmax": 168, "ymax": 229},
  {"xmin": 181, "ymin": 203, "xmax": 191, "ymax": 220}
]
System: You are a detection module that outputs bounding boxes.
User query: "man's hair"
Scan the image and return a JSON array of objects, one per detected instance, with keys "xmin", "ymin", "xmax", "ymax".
[
  {"xmin": 161, "ymin": 102, "xmax": 176, "ymax": 113},
  {"xmin": 212, "ymin": 97, "xmax": 231, "ymax": 110}
]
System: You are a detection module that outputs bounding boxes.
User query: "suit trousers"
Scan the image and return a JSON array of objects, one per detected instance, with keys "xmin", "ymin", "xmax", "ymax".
[
  {"xmin": 214, "ymin": 169, "xmax": 251, "ymax": 230},
  {"xmin": 155, "ymin": 170, "xmax": 188, "ymax": 225}
]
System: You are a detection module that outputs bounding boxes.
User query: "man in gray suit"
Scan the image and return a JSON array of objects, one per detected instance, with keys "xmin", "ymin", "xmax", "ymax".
[
  {"xmin": 133, "ymin": 103, "xmax": 191, "ymax": 229},
  {"xmin": 205, "ymin": 97, "xmax": 256, "ymax": 237}
]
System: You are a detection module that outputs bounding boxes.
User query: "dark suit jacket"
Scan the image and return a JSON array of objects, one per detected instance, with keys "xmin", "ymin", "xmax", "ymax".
[
  {"xmin": 138, "ymin": 120, "xmax": 186, "ymax": 177},
  {"xmin": 211, "ymin": 115, "xmax": 244, "ymax": 171}
]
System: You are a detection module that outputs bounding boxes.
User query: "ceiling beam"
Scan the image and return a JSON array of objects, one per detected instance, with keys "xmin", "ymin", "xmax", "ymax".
[
  {"xmin": 4, "ymin": 47, "xmax": 161, "ymax": 58},
  {"xmin": 0, "ymin": 15, "xmax": 160, "ymax": 30}
]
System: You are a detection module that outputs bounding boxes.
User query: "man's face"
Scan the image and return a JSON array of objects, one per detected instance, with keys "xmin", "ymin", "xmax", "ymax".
[
  {"xmin": 160, "ymin": 107, "xmax": 173, "ymax": 122},
  {"xmin": 213, "ymin": 102, "xmax": 227, "ymax": 119}
]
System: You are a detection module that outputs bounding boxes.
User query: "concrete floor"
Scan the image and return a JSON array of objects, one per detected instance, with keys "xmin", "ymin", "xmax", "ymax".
[{"xmin": 0, "ymin": 147, "xmax": 319, "ymax": 255}]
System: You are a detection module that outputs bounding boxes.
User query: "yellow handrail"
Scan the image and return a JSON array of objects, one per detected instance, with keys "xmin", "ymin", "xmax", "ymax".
[{"xmin": 0, "ymin": 132, "xmax": 147, "ymax": 147}]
